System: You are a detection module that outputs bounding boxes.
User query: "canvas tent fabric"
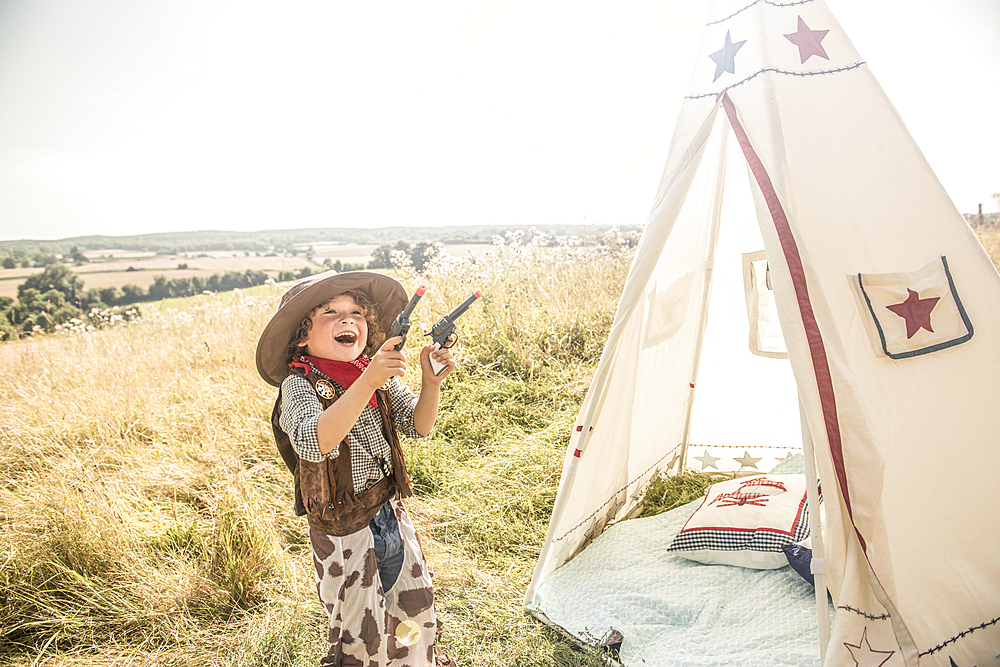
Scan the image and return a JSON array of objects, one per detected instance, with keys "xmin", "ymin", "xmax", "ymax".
[{"xmin": 525, "ymin": 0, "xmax": 1000, "ymax": 665}]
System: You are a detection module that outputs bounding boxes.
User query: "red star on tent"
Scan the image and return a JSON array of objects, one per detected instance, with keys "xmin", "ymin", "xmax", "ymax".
[
  {"xmin": 783, "ymin": 16, "xmax": 830, "ymax": 64},
  {"xmin": 886, "ymin": 289, "xmax": 940, "ymax": 339},
  {"xmin": 844, "ymin": 627, "xmax": 894, "ymax": 667}
]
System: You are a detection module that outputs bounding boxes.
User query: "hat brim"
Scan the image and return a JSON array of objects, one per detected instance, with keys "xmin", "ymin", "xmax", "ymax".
[{"xmin": 255, "ymin": 271, "xmax": 408, "ymax": 387}]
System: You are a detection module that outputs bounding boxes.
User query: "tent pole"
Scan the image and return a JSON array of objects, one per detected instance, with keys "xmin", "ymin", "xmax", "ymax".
[
  {"xmin": 678, "ymin": 117, "xmax": 728, "ymax": 471},
  {"xmin": 799, "ymin": 394, "xmax": 831, "ymax": 662}
]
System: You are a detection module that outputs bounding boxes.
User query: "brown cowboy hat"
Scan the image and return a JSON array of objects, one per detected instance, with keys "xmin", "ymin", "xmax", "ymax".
[{"xmin": 255, "ymin": 270, "xmax": 407, "ymax": 387}]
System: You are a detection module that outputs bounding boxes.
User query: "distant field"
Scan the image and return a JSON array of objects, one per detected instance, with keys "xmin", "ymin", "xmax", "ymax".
[
  {"xmin": 440, "ymin": 242, "xmax": 493, "ymax": 259},
  {"xmin": 0, "ymin": 256, "xmax": 316, "ymax": 298},
  {"xmin": 0, "ymin": 243, "xmax": 494, "ymax": 299},
  {"xmin": 0, "ymin": 252, "xmax": 339, "ymax": 299}
]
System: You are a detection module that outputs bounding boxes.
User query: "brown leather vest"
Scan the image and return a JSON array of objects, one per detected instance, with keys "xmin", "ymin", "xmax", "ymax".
[{"xmin": 271, "ymin": 370, "xmax": 413, "ymax": 536}]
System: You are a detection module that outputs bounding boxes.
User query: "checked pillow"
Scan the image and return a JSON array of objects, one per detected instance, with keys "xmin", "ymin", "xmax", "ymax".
[{"xmin": 667, "ymin": 474, "xmax": 809, "ymax": 569}]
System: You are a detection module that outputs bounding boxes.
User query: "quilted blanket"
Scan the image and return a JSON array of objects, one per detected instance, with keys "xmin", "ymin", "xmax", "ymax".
[{"xmin": 527, "ymin": 456, "xmax": 833, "ymax": 666}]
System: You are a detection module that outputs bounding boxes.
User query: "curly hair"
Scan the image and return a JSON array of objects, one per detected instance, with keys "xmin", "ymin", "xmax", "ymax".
[{"xmin": 286, "ymin": 289, "xmax": 385, "ymax": 364}]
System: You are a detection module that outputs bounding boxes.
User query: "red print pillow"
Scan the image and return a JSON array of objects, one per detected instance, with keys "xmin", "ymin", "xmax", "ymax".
[{"xmin": 667, "ymin": 474, "xmax": 809, "ymax": 569}]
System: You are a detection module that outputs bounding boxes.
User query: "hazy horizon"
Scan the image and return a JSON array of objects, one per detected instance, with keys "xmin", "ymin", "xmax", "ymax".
[{"xmin": 0, "ymin": 222, "xmax": 637, "ymax": 248}]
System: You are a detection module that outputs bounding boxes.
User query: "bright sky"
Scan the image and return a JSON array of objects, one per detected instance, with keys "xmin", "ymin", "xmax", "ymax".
[{"xmin": 0, "ymin": 0, "xmax": 997, "ymax": 242}]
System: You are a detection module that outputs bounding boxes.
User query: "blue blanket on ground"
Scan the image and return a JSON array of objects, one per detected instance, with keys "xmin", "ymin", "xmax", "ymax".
[{"xmin": 527, "ymin": 456, "xmax": 832, "ymax": 666}]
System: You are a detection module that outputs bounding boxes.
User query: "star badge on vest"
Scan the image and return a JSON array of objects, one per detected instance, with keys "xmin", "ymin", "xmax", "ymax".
[
  {"xmin": 315, "ymin": 379, "xmax": 336, "ymax": 400},
  {"xmin": 851, "ymin": 256, "xmax": 973, "ymax": 359}
]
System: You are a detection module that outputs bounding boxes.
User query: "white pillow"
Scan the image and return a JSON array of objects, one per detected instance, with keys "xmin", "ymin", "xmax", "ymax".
[{"xmin": 667, "ymin": 474, "xmax": 809, "ymax": 569}]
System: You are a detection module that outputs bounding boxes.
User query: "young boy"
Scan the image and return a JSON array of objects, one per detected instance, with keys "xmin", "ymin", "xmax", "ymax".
[{"xmin": 255, "ymin": 270, "xmax": 455, "ymax": 667}]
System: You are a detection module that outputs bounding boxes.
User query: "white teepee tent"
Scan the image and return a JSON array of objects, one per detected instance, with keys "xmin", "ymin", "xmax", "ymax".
[{"xmin": 524, "ymin": 0, "xmax": 1000, "ymax": 665}]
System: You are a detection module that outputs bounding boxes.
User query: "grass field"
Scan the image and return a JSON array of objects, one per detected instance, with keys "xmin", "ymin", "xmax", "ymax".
[
  {"xmin": 975, "ymin": 226, "xmax": 1000, "ymax": 273},
  {"xmin": 0, "ymin": 231, "xmax": 631, "ymax": 666},
  {"xmin": 2, "ymin": 225, "xmax": 998, "ymax": 666}
]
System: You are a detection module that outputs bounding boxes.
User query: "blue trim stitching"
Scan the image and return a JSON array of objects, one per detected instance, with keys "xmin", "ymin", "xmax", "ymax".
[
  {"xmin": 707, "ymin": 0, "xmax": 816, "ymax": 26},
  {"xmin": 684, "ymin": 62, "xmax": 866, "ymax": 100}
]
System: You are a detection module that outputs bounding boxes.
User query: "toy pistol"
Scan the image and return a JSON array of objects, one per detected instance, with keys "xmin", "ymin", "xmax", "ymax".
[
  {"xmin": 425, "ymin": 289, "xmax": 483, "ymax": 375},
  {"xmin": 390, "ymin": 284, "xmax": 427, "ymax": 350}
]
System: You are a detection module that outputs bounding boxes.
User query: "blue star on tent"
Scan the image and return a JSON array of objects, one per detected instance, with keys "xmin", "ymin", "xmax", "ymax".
[
  {"xmin": 695, "ymin": 450, "xmax": 721, "ymax": 470},
  {"xmin": 734, "ymin": 451, "xmax": 762, "ymax": 469},
  {"xmin": 709, "ymin": 30, "xmax": 746, "ymax": 82}
]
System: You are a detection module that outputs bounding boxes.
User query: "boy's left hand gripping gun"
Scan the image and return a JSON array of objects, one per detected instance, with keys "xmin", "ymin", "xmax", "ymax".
[
  {"xmin": 425, "ymin": 290, "xmax": 483, "ymax": 375},
  {"xmin": 390, "ymin": 284, "xmax": 428, "ymax": 350}
]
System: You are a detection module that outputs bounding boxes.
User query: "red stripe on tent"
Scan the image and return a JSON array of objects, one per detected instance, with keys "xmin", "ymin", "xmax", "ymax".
[
  {"xmin": 721, "ymin": 93, "xmax": 862, "ymax": 551},
  {"xmin": 576, "ymin": 425, "xmax": 583, "ymax": 432},
  {"xmin": 573, "ymin": 449, "xmax": 582, "ymax": 458}
]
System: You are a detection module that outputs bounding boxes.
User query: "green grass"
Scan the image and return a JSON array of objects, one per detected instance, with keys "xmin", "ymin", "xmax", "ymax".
[
  {"xmin": 140, "ymin": 282, "xmax": 278, "ymax": 315},
  {"xmin": 0, "ymin": 234, "xmax": 631, "ymax": 666},
  {"xmin": 635, "ymin": 470, "xmax": 736, "ymax": 519}
]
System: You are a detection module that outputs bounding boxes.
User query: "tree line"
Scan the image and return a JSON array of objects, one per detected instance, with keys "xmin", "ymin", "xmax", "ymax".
[
  {"xmin": 0, "ymin": 230, "xmax": 625, "ymax": 339},
  {"xmin": 2, "ymin": 245, "xmax": 89, "ymax": 269},
  {"xmin": 0, "ymin": 264, "xmax": 317, "ymax": 339}
]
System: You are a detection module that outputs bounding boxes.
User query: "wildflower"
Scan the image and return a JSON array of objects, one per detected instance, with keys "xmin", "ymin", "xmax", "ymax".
[{"xmin": 391, "ymin": 250, "xmax": 412, "ymax": 269}]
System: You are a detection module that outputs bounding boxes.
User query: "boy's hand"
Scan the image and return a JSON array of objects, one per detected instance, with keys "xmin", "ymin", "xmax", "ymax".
[
  {"xmin": 365, "ymin": 336, "xmax": 407, "ymax": 388},
  {"xmin": 420, "ymin": 343, "xmax": 455, "ymax": 383}
]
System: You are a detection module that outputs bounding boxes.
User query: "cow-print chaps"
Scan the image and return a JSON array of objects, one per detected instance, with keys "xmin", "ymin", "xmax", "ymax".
[{"xmin": 310, "ymin": 499, "xmax": 438, "ymax": 666}]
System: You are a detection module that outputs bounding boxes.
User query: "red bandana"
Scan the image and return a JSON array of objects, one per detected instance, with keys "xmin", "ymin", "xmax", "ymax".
[{"xmin": 289, "ymin": 353, "xmax": 377, "ymax": 408}]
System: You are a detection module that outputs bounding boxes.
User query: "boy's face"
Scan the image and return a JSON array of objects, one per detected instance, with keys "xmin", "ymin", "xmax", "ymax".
[{"xmin": 297, "ymin": 294, "xmax": 369, "ymax": 362}]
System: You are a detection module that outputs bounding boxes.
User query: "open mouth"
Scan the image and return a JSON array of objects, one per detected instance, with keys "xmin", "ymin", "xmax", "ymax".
[{"xmin": 334, "ymin": 331, "xmax": 358, "ymax": 345}]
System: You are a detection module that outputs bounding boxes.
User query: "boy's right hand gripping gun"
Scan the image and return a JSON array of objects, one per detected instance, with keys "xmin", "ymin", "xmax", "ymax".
[
  {"xmin": 425, "ymin": 289, "xmax": 483, "ymax": 375},
  {"xmin": 390, "ymin": 284, "xmax": 427, "ymax": 350}
]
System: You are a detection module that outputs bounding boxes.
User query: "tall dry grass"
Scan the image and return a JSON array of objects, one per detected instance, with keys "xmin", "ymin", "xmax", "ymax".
[
  {"xmin": 0, "ymin": 229, "xmax": 636, "ymax": 666},
  {"xmin": 0, "ymin": 292, "xmax": 306, "ymax": 663},
  {"xmin": 974, "ymin": 225, "xmax": 1000, "ymax": 273}
]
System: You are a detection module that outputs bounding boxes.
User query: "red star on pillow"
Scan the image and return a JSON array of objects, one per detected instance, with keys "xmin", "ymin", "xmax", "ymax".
[
  {"xmin": 886, "ymin": 289, "xmax": 940, "ymax": 339},
  {"xmin": 784, "ymin": 16, "xmax": 830, "ymax": 64}
]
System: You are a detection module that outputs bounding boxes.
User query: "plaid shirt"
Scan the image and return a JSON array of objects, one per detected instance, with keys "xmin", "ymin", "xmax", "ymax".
[{"xmin": 279, "ymin": 372, "xmax": 422, "ymax": 492}]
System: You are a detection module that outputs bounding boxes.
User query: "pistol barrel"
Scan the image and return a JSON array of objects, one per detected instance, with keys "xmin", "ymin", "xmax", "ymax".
[
  {"xmin": 391, "ymin": 284, "xmax": 428, "ymax": 349},
  {"xmin": 442, "ymin": 290, "xmax": 482, "ymax": 323}
]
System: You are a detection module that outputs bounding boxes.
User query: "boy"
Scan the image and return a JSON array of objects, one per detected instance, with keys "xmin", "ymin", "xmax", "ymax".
[{"xmin": 255, "ymin": 270, "xmax": 455, "ymax": 667}]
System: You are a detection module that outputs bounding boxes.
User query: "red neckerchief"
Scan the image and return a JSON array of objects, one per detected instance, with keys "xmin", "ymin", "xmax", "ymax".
[{"xmin": 289, "ymin": 353, "xmax": 377, "ymax": 408}]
